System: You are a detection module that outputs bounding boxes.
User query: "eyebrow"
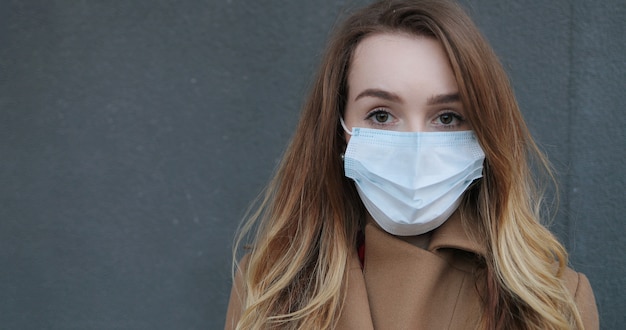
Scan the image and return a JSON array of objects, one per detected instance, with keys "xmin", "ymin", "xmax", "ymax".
[
  {"xmin": 427, "ymin": 93, "xmax": 460, "ymax": 105},
  {"xmin": 354, "ymin": 88, "xmax": 403, "ymax": 103},
  {"xmin": 354, "ymin": 88, "xmax": 460, "ymax": 106}
]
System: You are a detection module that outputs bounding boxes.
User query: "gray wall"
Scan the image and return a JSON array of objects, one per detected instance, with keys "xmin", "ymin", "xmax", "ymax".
[{"xmin": 1, "ymin": 1, "xmax": 623, "ymax": 329}]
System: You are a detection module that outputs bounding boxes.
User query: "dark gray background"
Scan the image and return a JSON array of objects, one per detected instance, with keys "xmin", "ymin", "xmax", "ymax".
[{"xmin": 1, "ymin": 0, "xmax": 624, "ymax": 329}]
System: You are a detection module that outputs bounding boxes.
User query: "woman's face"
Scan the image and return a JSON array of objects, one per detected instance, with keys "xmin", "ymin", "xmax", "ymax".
[{"xmin": 343, "ymin": 32, "xmax": 471, "ymax": 142}]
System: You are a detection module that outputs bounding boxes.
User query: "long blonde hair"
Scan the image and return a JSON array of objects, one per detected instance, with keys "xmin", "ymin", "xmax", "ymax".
[{"xmin": 233, "ymin": 0, "xmax": 583, "ymax": 328}]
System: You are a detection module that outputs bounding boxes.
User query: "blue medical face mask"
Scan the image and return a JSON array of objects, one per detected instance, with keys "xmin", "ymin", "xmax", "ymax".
[{"xmin": 341, "ymin": 118, "xmax": 485, "ymax": 236}]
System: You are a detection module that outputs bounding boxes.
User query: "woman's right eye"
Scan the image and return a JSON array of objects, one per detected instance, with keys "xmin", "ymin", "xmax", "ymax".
[{"xmin": 365, "ymin": 109, "xmax": 394, "ymax": 125}]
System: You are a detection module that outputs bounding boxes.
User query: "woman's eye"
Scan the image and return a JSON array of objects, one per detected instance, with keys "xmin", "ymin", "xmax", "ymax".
[
  {"xmin": 374, "ymin": 112, "xmax": 390, "ymax": 123},
  {"xmin": 439, "ymin": 113, "xmax": 454, "ymax": 125},
  {"xmin": 365, "ymin": 109, "xmax": 394, "ymax": 125},
  {"xmin": 434, "ymin": 111, "xmax": 466, "ymax": 129}
]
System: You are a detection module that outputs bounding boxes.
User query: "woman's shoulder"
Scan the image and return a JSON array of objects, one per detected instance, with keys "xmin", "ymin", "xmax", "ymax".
[
  {"xmin": 561, "ymin": 267, "xmax": 599, "ymax": 329},
  {"xmin": 561, "ymin": 267, "xmax": 593, "ymax": 298}
]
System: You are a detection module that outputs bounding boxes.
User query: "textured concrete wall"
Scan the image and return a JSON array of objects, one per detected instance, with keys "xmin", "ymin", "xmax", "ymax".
[{"xmin": 1, "ymin": 1, "xmax": 623, "ymax": 329}]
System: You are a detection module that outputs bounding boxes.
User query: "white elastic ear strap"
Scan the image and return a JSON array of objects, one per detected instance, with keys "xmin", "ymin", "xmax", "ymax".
[{"xmin": 339, "ymin": 117, "xmax": 353, "ymax": 135}]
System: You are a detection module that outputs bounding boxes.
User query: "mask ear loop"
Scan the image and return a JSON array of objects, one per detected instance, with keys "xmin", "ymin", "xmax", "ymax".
[
  {"xmin": 339, "ymin": 118, "xmax": 353, "ymax": 162},
  {"xmin": 339, "ymin": 117, "xmax": 353, "ymax": 135}
]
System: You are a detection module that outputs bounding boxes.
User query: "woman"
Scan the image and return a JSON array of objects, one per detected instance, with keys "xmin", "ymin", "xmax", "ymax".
[{"xmin": 225, "ymin": 0, "xmax": 599, "ymax": 329}]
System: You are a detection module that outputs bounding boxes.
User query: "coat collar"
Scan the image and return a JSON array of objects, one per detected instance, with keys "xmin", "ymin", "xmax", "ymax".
[
  {"xmin": 426, "ymin": 209, "xmax": 487, "ymax": 257},
  {"xmin": 363, "ymin": 209, "xmax": 487, "ymax": 259},
  {"xmin": 353, "ymin": 209, "xmax": 485, "ymax": 329}
]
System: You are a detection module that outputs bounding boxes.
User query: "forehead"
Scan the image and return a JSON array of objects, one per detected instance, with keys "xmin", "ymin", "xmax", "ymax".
[{"xmin": 347, "ymin": 32, "xmax": 458, "ymax": 98}]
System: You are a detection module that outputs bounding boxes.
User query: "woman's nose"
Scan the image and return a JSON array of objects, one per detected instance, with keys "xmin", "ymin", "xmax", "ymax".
[{"xmin": 403, "ymin": 116, "xmax": 427, "ymax": 132}]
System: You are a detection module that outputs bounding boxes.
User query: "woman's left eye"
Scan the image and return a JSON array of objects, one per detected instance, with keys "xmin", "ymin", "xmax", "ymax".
[
  {"xmin": 433, "ymin": 111, "xmax": 465, "ymax": 128},
  {"xmin": 439, "ymin": 113, "xmax": 455, "ymax": 125}
]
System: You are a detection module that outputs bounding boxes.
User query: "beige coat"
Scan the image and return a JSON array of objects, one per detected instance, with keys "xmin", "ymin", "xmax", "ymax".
[{"xmin": 225, "ymin": 212, "xmax": 599, "ymax": 329}]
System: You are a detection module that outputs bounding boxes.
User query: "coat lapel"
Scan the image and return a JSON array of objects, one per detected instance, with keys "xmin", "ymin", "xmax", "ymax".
[
  {"xmin": 335, "ymin": 252, "xmax": 375, "ymax": 329},
  {"xmin": 338, "ymin": 211, "xmax": 485, "ymax": 329}
]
